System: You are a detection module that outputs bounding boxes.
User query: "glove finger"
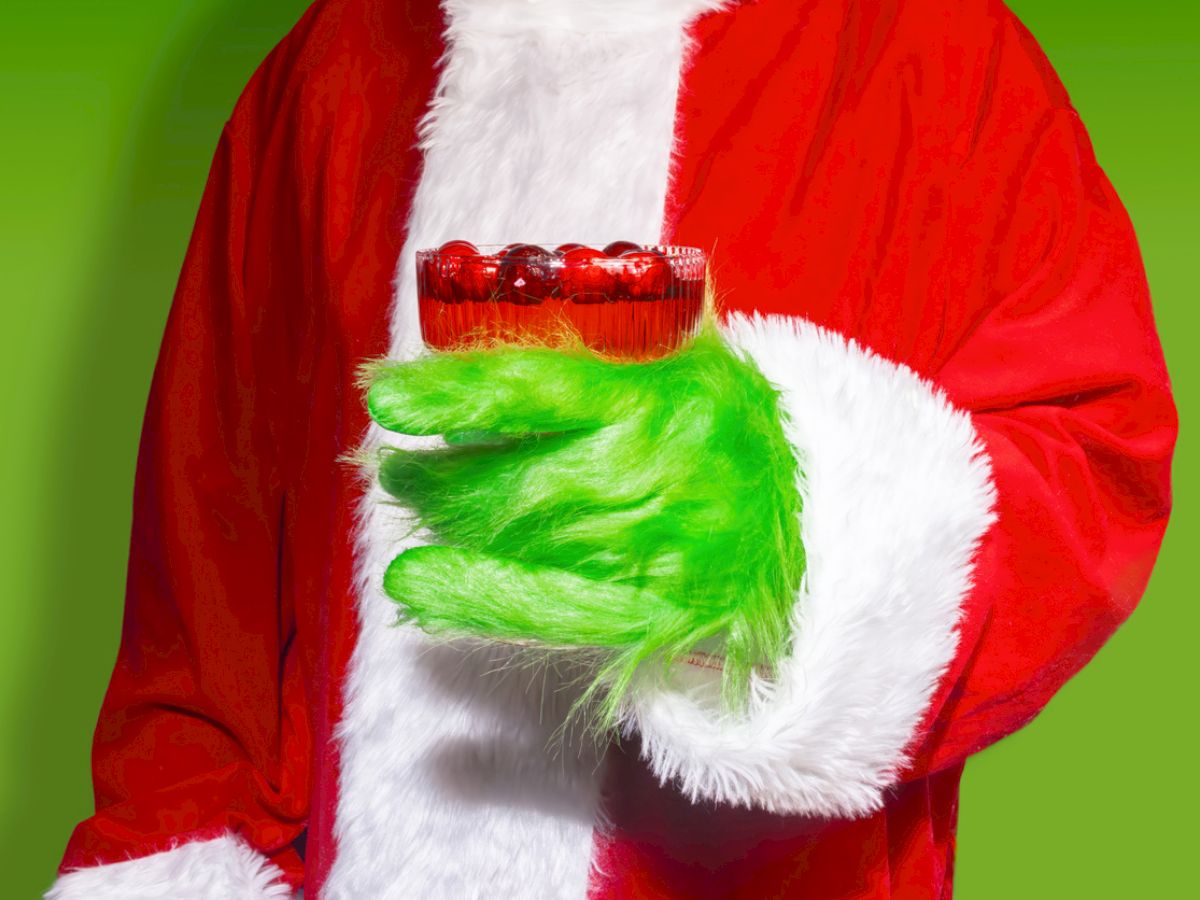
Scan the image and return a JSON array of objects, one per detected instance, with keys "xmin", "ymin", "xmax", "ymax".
[
  {"xmin": 383, "ymin": 545, "xmax": 667, "ymax": 649},
  {"xmin": 363, "ymin": 345, "xmax": 647, "ymax": 436},
  {"xmin": 385, "ymin": 545, "xmax": 743, "ymax": 729},
  {"xmin": 376, "ymin": 428, "xmax": 672, "ymax": 553},
  {"xmin": 377, "ymin": 435, "xmax": 584, "ymax": 545}
]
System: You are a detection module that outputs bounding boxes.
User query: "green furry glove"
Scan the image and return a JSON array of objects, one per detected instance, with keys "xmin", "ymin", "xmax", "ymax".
[{"xmin": 361, "ymin": 325, "xmax": 805, "ymax": 727}]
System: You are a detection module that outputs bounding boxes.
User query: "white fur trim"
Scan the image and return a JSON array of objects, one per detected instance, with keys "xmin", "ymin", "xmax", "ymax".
[
  {"xmin": 443, "ymin": 0, "xmax": 731, "ymax": 34},
  {"xmin": 387, "ymin": 0, "xmax": 728, "ymax": 360},
  {"xmin": 624, "ymin": 312, "xmax": 998, "ymax": 818},
  {"xmin": 44, "ymin": 833, "xmax": 290, "ymax": 900},
  {"xmin": 325, "ymin": 2, "xmax": 730, "ymax": 897}
]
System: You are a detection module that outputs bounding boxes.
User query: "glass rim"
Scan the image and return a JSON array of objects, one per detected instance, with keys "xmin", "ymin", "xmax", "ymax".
[{"xmin": 415, "ymin": 243, "xmax": 707, "ymax": 264}]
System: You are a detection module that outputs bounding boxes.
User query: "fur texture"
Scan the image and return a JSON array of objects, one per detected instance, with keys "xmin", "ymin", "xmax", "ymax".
[
  {"xmin": 362, "ymin": 324, "xmax": 805, "ymax": 728},
  {"xmin": 388, "ymin": 0, "xmax": 727, "ymax": 360},
  {"xmin": 623, "ymin": 312, "xmax": 999, "ymax": 818},
  {"xmin": 442, "ymin": 0, "xmax": 732, "ymax": 34},
  {"xmin": 44, "ymin": 833, "xmax": 290, "ymax": 900},
  {"xmin": 324, "ymin": 0, "xmax": 728, "ymax": 896}
]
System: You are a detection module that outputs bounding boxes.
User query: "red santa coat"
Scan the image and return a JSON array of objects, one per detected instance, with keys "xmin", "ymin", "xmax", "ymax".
[{"xmin": 48, "ymin": 0, "xmax": 1176, "ymax": 897}]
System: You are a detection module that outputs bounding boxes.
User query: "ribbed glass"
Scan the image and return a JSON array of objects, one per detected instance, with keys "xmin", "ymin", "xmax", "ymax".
[{"xmin": 416, "ymin": 243, "xmax": 707, "ymax": 359}]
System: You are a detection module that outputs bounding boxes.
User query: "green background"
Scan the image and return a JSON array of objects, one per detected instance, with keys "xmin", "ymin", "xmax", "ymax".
[{"xmin": 0, "ymin": 1, "xmax": 1193, "ymax": 896}]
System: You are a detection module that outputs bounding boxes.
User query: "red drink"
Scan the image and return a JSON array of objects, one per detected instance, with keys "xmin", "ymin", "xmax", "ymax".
[{"xmin": 417, "ymin": 241, "xmax": 707, "ymax": 359}]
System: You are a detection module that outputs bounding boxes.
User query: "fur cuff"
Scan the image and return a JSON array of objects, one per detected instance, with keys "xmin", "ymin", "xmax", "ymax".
[
  {"xmin": 45, "ymin": 833, "xmax": 291, "ymax": 900},
  {"xmin": 622, "ymin": 312, "xmax": 997, "ymax": 818}
]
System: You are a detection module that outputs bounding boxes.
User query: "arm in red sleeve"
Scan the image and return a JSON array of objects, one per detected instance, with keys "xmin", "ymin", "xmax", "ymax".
[
  {"xmin": 623, "ymin": 8, "xmax": 1175, "ymax": 817},
  {"xmin": 47, "ymin": 81, "xmax": 309, "ymax": 898},
  {"xmin": 905, "ymin": 69, "xmax": 1176, "ymax": 782}
]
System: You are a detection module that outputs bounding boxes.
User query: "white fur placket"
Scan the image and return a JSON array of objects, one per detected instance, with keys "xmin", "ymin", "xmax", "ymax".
[{"xmin": 326, "ymin": 2, "xmax": 732, "ymax": 898}]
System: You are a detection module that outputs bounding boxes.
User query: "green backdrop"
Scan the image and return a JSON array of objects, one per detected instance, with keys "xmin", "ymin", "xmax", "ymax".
[{"xmin": 1, "ymin": 1, "xmax": 1193, "ymax": 896}]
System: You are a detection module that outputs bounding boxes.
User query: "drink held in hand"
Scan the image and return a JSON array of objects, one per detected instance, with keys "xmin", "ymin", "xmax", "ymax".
[{"xmin": 416, "ymin": 241, "xmax": 707, "ymax": 359}]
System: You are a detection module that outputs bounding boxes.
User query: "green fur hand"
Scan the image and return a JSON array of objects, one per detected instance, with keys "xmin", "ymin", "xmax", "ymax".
[{"xmin": 362, "ymin": 326, "xmax": 805, "ymax": 727}]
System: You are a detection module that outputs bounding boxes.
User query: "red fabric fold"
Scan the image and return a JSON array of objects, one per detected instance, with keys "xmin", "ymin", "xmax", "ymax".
[{"xmin": 58, "ymin": 71, "xmax": 309, "ymax": 894}]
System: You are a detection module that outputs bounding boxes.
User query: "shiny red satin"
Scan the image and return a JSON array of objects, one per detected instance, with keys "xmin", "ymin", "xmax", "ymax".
[{"xmin": 58, "ymin": 1, "xmax": 1176, "ymax": 897}]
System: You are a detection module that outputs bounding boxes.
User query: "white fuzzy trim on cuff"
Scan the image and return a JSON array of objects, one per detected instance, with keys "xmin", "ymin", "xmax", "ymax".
[
  {"xmin": 45, "ymin": 833, "xmax": 291, "ymax": 900},
  {"xmin": 622, "ymin": 312, "xmax": 997, "ymax": 818}
]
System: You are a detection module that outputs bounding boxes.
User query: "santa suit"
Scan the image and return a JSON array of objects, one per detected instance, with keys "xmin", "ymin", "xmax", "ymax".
[{"xmin": 48, "ymin": 0, "xmax": 1176, "ymax": 898}]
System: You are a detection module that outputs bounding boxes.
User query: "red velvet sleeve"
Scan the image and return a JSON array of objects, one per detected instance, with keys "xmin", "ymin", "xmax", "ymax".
[
  {"xmin": 905, "ymin": 18, "xmax": 1177, "ymax": 778},
  {"xmin": 54, "ymin": 97, "xmax": 310, "ymax": 890},
  {"xmin": 628, "ymin": 6, "xmax": 1176, "ymax": 818}
]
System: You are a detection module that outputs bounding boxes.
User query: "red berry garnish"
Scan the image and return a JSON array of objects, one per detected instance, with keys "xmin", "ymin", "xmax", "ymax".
[
  {"xmin": 455, "ymin": 253, "xmax": 501, "ymax": 301},
  {"xmin": 499, "ymin": 244, "xmax": 556, "ymax": 304},
  {"xmin": 421, "ymin": 242, "xmax": 484, "ymax": 303},
  {"xmin": 555, "ymin": 242, "xmax": 587, "ymax": 255},
  {"xmin": 615, "ymin": 249, "xmax": 670, "ymax": 300},
  {"xmin": 418, "ymin": 254, "xmax": 449, "ymax": 303},
  {"xmin": 439, "ymin": 239, "xmax": 479, "ymax": 256},
  {"xmin": 501, "ymin": 243, "xmax": 549, "ymax": 259},
  {"xmin": 603, "ymin": 240, "xmax": 642, "ymax": 257},
  {"xmin": 560, "ymin": 246, "xmax": 605, "ymax": 264},
  {"xmin": 560, "ymin": 247, "xmax": 616, "ymax": 304}
]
